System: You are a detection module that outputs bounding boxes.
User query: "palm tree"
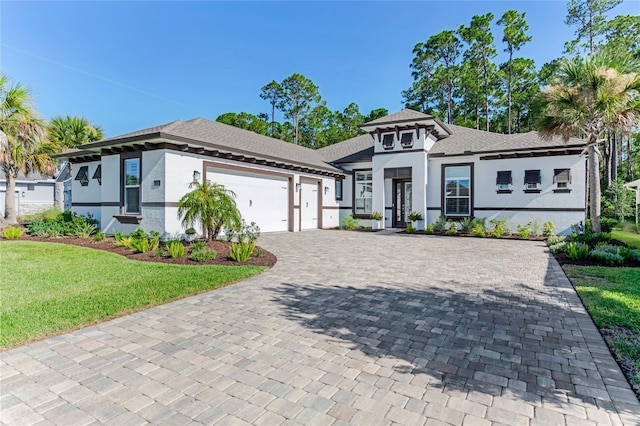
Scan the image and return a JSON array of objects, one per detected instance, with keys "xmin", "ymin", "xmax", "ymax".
[
  {"xmin": 1, "ymin": 74, "xmax": 58, "ymax": 224},
  {"xmin": 49, "ymin": 115, "xmax": 103, "ymax": 149},
  {"xmin": 177, "ymin": 180, "xmax": 242, "ymax": 240},
  {"xmin": 536, "ymin": 52, "xmax": 640, "ymax": 233}
]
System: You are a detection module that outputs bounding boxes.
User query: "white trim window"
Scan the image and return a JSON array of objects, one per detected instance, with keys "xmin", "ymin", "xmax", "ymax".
[
  {"xmin": 124, "ymin": 158, "xmax": 141, "ymax": 214},
  {"xmin": 381, "ymin": 133, "xmax": 394, "ymax": 150},
  {"xmin": 444, "ymin": 165, "xmax": 471, "ymax": 216},
  {"xmin": 496, "ymin": 170, "xmax": 512, "ymax": 191},
  {"xmin": 524, "ymin": 169, "xmax": 541, "ymax": 191},
  {"xmin": 354, "ymin": 170, "xmax": 373, "ymax": 216},
  {"xmin": 400, "ymin": 132, "xmax": 413, "ymax": 148},
  {"xmin": 553, "ymin": 168, "xmax": 571, "ymax": 189}
]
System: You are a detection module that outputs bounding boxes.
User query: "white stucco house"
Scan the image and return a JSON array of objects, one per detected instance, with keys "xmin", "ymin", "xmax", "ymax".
[
  {"xmin": 0, "ymin": 163, "xmax": 70, "ymax": 217},
  {"xmin": 61, "ymin": 109, "xmax": 587, "ymax": 237}
]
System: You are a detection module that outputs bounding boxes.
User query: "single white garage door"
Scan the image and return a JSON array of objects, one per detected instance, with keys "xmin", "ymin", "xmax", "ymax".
[
  {"xmin": 207, "ymin": 167, "xmax": 289, "ymax": 233},
  {"xmin": 300, "ymin": 179, "xmax": 319, "ymax": 230}
]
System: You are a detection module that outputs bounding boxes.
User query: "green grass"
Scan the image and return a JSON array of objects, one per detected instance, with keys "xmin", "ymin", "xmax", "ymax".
[
  {"xmin": 0, "ymin": 241, "xmax": 265, "ymax": 349},
  {"xmin": 610, "ymin": 229, "xmax": 640, "ymax": 249},
  {"xmin": 564, "ymin": 265, "xmax": 640, "ymax": 391},
  {"xmin": 564, "ymin": 265, "xmax": 640, "ymax": 331}
]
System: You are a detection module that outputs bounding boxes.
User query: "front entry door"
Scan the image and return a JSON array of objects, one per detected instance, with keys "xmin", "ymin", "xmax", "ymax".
[{"xmin": 393, "ymin": 180, "xmax": 412, "ymax": 228}]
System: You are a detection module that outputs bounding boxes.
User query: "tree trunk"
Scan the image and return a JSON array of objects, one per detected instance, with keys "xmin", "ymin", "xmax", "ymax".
[
  {"xmin": 271, "ymin": 103, "xmax": 275, "ymax": 138},
  {"xmin": 588, "ymin": 142, "xmax": 601, "ymax": 233},
  {"xmin": 611, "ymin": 133, "xmax": 617, "ymax": 182},
  {"xmin": 4, "ymin": 172, "xmax": 18, "ymax": 224},
  {"xmin": 604, "ymin": 135, "xmax": 611, "ymax": 189},
  {"xmin": 507, "ymin": 51, "xmax": 513, "ymax": 134},
  {"xmin": 54, "ymin": 181, "xmax": 64, "ymax": 211},
  {"xmin": 627, "ymin": 137, "xmax": 632, "ymax": 179},
  {"xmin": 294, "ymin": 114, "xmax": 299, "ymax": 145}
]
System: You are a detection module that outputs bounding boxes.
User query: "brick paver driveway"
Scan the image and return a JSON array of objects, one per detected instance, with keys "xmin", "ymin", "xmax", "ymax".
[{"xmin": 2, "ymin": 231, "xmax": 639, "ymax": 425}]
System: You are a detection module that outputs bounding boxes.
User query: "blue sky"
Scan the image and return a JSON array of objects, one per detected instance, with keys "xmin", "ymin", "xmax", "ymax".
[{"xmin": 2, "ymin": 1, "xmax": 639, "ymax": 137}]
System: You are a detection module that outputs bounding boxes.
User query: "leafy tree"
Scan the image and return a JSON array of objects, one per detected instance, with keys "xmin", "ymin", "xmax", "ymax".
[
  {"xmin": 259, "ymin": 80, "xmax": 282, "ymax": 137},
  {"xmin": 1, "ymin": 74, "xmax": 58, "ymax": 224},
  {"xmin": 48, "ymin": 115, "xmax": 103, "ymax": 149},
  {"xmin": 364, "ymin": 108, "xmax": 389, "ymax": 123},
  {"xmin": 336, "ymin": 103, "xmax": 365, "ymax": 140},
  {"xmin": 564, "ymin": 0, "xmax": 622, "ymax": 54},
  {"xmin": 277, "ymin": 74, "xmax": 321, "ymax": 146},
  {"xmin": 459, "ymin": 13, "xmax": 498, "ymax": 131},
  {"xmin": 216, "ymin": 112, "xmax": 270, "ymax": 136},
  {"xmin": 177, "ymin": 180, "xmax": 242, "ymax": 241},
  {"xmin": 497, "ymin": 10, "xmax": 532, "ymax": 134},
  {"xmin": 601, "ymin": 14, "xmax": 640, "ymax": 59},
  {"xmin": 536, "ymin": 52, "xmax": 640, "ymax": 233}
]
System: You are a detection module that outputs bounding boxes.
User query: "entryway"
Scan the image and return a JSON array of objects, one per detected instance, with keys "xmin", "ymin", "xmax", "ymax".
[{"xmin": 393, "ymin": 179, "xmax": 412, "ymax": 228}]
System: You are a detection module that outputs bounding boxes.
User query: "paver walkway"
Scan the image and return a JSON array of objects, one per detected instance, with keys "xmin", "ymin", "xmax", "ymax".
[{"xmin": 1, "ymin": 231, "xmax": 639, "ymax": 425}]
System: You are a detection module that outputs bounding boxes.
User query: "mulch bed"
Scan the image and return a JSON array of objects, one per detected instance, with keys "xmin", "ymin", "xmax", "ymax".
[{"xmin": 12, "ymin": 234, "xmax": 277, "ymax": 268}]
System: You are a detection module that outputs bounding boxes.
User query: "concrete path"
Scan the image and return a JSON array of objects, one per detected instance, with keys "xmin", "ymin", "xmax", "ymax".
[{"xmin": 1, "ymin": 231, "xmax": 638, "ymax": 425}]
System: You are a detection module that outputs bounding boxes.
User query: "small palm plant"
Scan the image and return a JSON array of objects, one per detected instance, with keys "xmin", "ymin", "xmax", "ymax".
[{"xmin": 178, "ymin": 181, "xmax": 242, "ymax": 241}]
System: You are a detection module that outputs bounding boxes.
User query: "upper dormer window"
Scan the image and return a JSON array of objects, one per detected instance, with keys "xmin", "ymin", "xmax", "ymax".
[
  {"xmin": 382, "ymin": 134, "xmax": 394, "ymax": 150},
  {"xmin": 400, "ymin": 132, "xmax": 413, "ymax": 148}
]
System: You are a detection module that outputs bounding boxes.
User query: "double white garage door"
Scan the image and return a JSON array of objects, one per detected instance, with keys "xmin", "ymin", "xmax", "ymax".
[{"xmin": 207, "ymin": 167, "xmax": 319, "ymax": 233}]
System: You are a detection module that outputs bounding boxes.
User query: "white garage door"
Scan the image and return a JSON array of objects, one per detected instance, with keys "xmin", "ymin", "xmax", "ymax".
[
  {"xmin": 300, "ymin": 179, "xmax": 319, "ymax": 230},
  {"xmin": 207, "ymin": 168, "xmax": 289, "ymax": 233}
]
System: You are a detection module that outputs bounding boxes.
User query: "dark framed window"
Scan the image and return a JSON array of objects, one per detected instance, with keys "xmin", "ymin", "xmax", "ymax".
[
  {"xmin": 74, "ymin": 166, "xmax": 89, "ymax": 186},
  {"xmin": 496, "ymin": 170, "xmax": 512, "ymax": 192},
  {"xmin": 92, "ymin": 164, "xmax": 102, "ymax": 185},
  {"xmin": 354, "ymin": 170, "xmax": 373, "ymax": 216},
  {"xmin": 524, "ymin": 169, "xmax": 541, "ymax": 192},
  {"xmin": 382, "ymin": 134, "xmax": 394, "ymax": 150},
  {"xmin": 400, "ymin": 132, "xmax": 413, "ymax": 148},
  {"xmin": 335, "ymin": 179, "xmax": 343, "ymax": 201},
  {"xmin": 443, "ymin": 165, "xmax": 472, "ymax": 217},
  {"xmin": 124, "ymin": 158, "xmax": 141, "ymax": 214}
]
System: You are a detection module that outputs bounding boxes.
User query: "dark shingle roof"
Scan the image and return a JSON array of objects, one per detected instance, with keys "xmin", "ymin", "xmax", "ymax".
[
  {"xmin": 429, "ymin": 125, "xmax": 585, "ymax": 156},
  {"xmin": 74, "ymin": 118, "xmax": 343, "ymax": 174},
  {"xmin": 318, "ymin": 134, "xmax": 374, "ymax": 164},
  {"xmin": 362, "ymin": 109, "xmax": 435, "ymax": 127}
]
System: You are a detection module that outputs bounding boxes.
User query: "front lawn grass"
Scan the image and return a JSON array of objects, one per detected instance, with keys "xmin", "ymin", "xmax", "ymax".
[
  {"xmin": 563, "ymin": 265, "xmax": 640, "ymax": 392},
  {"xmin": 0, "ymin": 241, "xmax": 265, "ymax": 349},
  {"xmin": 610, "ymin": 229, "xmax": 640, "ymax": 249}
]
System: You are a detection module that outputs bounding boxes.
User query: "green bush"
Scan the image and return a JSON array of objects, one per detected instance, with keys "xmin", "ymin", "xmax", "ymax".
[
  {"xmin": 190, "ymin": 241, "xmax": 217, "ymax": 262},
  {"xmin": 549, "ymin": 241, "xmax": 568, "ymax": 254},
  {"xmin": 424, "ymin": 225, "xmax": 434, "ymax": 234},
  {"xmin": 120, "ymin": 229, "xmax": 160, "ymax": 253},
  {"xmin": 460, "ymin": 218, "xmax": 474, "ymax": 233},
  {"xmin": 69, "ymin": 219, "xmax": 96, "ymax": 238},
  {"xmin": 238, "ymin": 220, "xmax": 260, "ymax": 243},
  {"xmin": 92, "ymin": 231, "xmax": 106, "ymax": 242},
  {"xmin": 471, "ymin": 224, "xmax": 485, "ymax": 237},
  {"xmin": 167, "ymin": 240, "xmax": 185, "ymax": 258},
  {"xmin": 432, "ymin": 216, "xmax": 447, "ymax": 232},
  {"xmin": 408, "ymin": 211, "xmax": 423, "ymax": 221},
  {"xmin": 566, "ymin": 242, "xmax": 590, "ymax": 260},
  {"xmin": 445, "ymin": 226, "xmax": 457, "ymax": 236},
  {"xmin": 489, "ymin": 219, "xmax": 510, "ymax": 238},
  {"xmin": 589, "ymin": 246, "xmax": 624, "ymax": 265},
  {"xmin": 230, "ymin": 242, "xmax": 255, "ymax": 262},
  {"xmin": 620, "ymin": 222, "xmax": 639, "ymax": 233},
  {"xmin": 341, "ymin": 214, "xmax": 359, "ymax": 230},
  {"xmin": 600, "ymin": 217, "xmax": 618, "ymax": 233},
  {"xmin": 543, "ymin": 221, "xmax": 556, "ymax": 238},
  {"xmin": 406, "ymin": 223, "xmax": 416, "ymax": 233},
  {"xmin": 517, "ymin": 224, "xmax": 531, "ymax": 239},
  {"xmin": 3, "ymin": 226, "xmax": 23, "ymax": 239}
]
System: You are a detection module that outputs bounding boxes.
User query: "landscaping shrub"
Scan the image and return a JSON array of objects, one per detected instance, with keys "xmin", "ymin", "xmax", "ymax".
[
  {"xmin": 424, "ymin": 224, "xmax": 434, "ymax": 234},
  {"xmin": 92, "ymin": 231, "xmax": 106, "ymax": 242},
  {"xmin": 621, "ymin": 221, "xmax": 639, "ymax": 233},
  {"xmin": 69, "ymin": 218, "xmax": 96, "ymax": 238},
  {"xmin": 432, "ymin": 216, "xmax": 447, "ymax": 232},
  {"xmin": 190, "ymin": 241, "xmax": 217, "ymax": 262},
  {"xmin": 120, "ymin": 229, "xmax": 160, "ymax": 253},
  {"xmin": 471, "ymin": 224, "xmax": 485, "ymax": 237},
  {"xmin": 600, "ymin": 217, "xmax": 618, "ymax": 234},
  {"xmin": 445, "ymin": 225, "xmax": 457, "ymax": 236},
  {"xmin": 2, "ymin": 226, "xmax": 23, "ymax": 239},
  {"xmin": 167, "ymin": 240, "xmax": 186, "ymax": 258},
  {"xmin": 517, "ymin": 223, "xmax": 531, "ymax": 239},
  {"xmin": 566, "ymin": 242, "xmax": 590, "ymax": 260},
  {"xmin": 408, "ymin": 211, "xmax": 423, "ymax": 222},
  {"xmin": 529, "ymin": 219, "xmax": 542, "ymax": 236},
  {"xmin": 230, "ymin": 242, "xmax": 255, "ymax": 262},
  {"xmin": 543, "ymin": 221, "xmax": 556, "ymax": 238},
  {"xmin": 238, "ymin": 220, "xmax": 260, "ymax": 243},
  {"xmin": 489, "ymin": 219, "xmax": 510, "ymax": 238},
  {"xmin": 589, "ymin": 246, "xmax": 624, "ymax": 265},
  {"xmin": 460, "ymin": 218, "xmax": 474, "ymax": 233},
  {"xmin": 341, "ymin": 214, "xmax": 359, "ymax": 230},
  {"xmin": 406, "ymin": 223, "xmax": 416, "ymax": 233}
]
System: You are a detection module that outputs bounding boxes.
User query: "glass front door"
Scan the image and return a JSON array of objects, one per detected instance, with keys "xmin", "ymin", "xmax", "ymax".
[{"xmin": 393, "ymin": 180, "xmax": 412, "ymax": 228}]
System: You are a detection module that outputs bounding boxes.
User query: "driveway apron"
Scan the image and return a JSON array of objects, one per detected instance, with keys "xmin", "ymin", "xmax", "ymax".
[{"xmin": 1, "ymin": 231, "xmax": 638, "ymax": 425}]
